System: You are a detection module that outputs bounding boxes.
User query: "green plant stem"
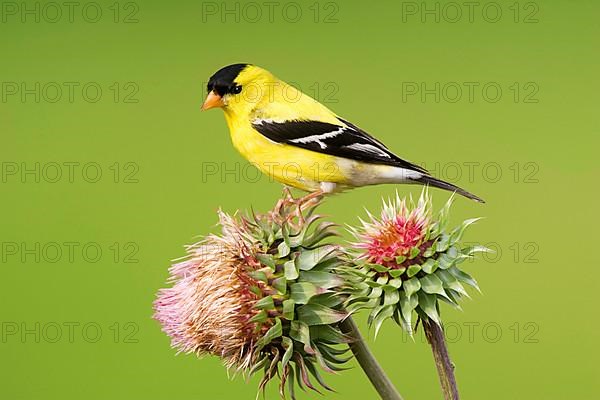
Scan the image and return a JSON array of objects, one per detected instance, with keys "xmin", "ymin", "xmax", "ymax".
[
  {"xmin": 340, "ymin": 317, "xmax": 404, "ymax": 400},
  {"xmin": 423, "ymin": 318, "xmax": 459, "ymax": 400}
]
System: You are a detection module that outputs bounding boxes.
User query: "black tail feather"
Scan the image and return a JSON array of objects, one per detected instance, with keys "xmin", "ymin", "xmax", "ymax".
[{"xmin": 413, "ymin": 175, "xmax": 485, "ymax": 203}]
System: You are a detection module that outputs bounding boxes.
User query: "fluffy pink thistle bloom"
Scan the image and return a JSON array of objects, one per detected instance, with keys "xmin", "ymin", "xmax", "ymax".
[
  {"xmin": 154, "ymin": 193, "xmax": 350, "ymax": 398},
  {"xmin": 153, "ymin": 211, "xmax": 265, "ymax": 370}
]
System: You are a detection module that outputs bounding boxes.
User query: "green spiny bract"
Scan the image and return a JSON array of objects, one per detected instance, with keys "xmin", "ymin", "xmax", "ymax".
[{"xmin": 245, "ymin": 195, "xmax": 352, "ymax": 398}]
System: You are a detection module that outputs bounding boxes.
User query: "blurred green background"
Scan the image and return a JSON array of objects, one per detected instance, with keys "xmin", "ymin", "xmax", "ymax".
[{"xmin": 1, "ymin": 0, "xmax": 598, "ymax": 398}]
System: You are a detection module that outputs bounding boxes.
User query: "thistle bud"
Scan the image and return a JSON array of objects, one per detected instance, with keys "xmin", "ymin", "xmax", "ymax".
[
  {"xmin": 154, "ymin": 194, "xmax": 351, "ymax": 398},
  {"xmin": 345, "ymin": 190, "xmax": 487, "ymax": 336}
]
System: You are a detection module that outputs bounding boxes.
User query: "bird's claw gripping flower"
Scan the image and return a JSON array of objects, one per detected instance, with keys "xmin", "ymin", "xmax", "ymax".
[
  {"xmin": 154, "ymin": 192, "xmax": 352, "ymax": 399},
  {"xmin": 343, "ymin": 190, "xmax": 489, "ymax": 336}
]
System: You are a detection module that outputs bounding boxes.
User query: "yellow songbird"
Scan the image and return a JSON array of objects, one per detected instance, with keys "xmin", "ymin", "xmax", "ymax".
[{"xmin": 201, "ymin": 64, "xmax": 483, "ymax": 202}]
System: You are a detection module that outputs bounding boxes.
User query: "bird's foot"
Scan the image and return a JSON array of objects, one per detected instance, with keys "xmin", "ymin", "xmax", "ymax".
[
  {"xmin": 272, "ymin": 188, "xmax": 325, "ymax": 231},
  {"xmin": 296, "ymin": 190, "xmax": 324, "ymax": 208},
  {"xmin": 294, "ymin": 190, "xmax": 324, "ymax": 225}
]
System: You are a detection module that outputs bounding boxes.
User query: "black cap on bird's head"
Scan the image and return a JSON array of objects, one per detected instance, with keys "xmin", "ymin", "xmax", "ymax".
[{"xmin": 202, "ymin": 63, "xmax": 250, "ymax": 110}]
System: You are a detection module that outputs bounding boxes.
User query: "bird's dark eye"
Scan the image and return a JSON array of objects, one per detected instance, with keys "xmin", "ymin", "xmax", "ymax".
[{"xmin": 231, "ymin": 85, "xmax": 242, "ymax": 94}]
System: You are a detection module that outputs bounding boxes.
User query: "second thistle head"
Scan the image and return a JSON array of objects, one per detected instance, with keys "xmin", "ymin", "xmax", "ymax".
[{"xmin": 345, "ymin": 190, "xmax": 488, "ymax": 336}]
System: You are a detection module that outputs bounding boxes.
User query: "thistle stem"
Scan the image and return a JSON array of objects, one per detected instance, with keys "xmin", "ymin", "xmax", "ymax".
[
  {"xmin": 423, "ymin": 318, "xmax": 459, "ymax": 400},
  {"xmin": 340, "ymin": 317, "xmax": 404, "ymax": 400}
]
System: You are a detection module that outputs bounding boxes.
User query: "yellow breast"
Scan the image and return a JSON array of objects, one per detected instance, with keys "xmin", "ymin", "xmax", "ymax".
[{"xmin": 223, "ymin": 112, "xmax": 349, "ymax": 191}]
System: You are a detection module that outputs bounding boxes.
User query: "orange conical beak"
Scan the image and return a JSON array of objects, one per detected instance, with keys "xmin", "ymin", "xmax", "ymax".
[{"xmin": 201, "ymin": 90, "xmax": 224, "ymax": 110}]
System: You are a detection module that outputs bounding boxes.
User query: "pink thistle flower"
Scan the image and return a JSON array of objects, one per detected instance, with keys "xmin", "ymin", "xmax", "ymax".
[
  {"xmin": 345, "ymin": 189, "xmax": 485, "ymax": 337},
  {"xmin": 354, "ymin": 192, "xmax": 432, "ymax": 269},
  {"xmin": 153, "ymin": 211, "xmax": 264, "ymax": 370},
  {"xmin": 154, "ymin": 193, "xmax": 350, "ymax": 398}
]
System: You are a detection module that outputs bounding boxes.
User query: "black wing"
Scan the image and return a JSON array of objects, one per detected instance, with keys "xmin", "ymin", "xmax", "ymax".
[{"xmin": 251, "ymin": 117, "xmax": 428, "ymax": 173}]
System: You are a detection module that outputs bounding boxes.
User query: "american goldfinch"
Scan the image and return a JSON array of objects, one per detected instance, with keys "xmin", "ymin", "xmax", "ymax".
[{"xmin": 201, "ymin": 64, "xmax": 484, "ymax": 203}]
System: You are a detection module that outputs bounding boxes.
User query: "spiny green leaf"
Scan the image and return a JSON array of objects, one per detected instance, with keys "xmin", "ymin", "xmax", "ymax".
[
  {"xmin": 423, "ymin": 244, "xmax": 435, "ymax": 257},
  {"xmin": 289, "ymin": 320, "xmax": 311, "ymax": 347},
  {"xmin": 256, "ymin": 254, "xmax": 276, "ymax": 270},
  {"xmin": 395, "ymin": 255, "xmax": 406, "ymax": 264},
  {"xmin": 297, "ymin": 359, "xmax": 319, "ymax": 391},
  {"xmin": 284, "ymin": 260, "xmax": 299, "ymax": 280},
  {"xmin": 249, "ymin": 268, "xmax": 269, "ymax": 283},
  {"xmin": 254, "ymin": 296, "xmax": 275, "ymax": 310},
  {"xmin": 399, "ymin": 292, "xmax": 418, "ymax": 333},
  {"xmin": 283, "ymin": 299, "xmax": 295, "ymax": 320},
  {"xmin": 462, "ymin": 244, "xmax": 493, "ymax": 257},
  {"xmin": 392, "ymin": 307, "xmax": 403, "ymax": 327},
  {"xmin": 249, "ymin": 355, "xmax": 269, "ymax": 377},
  {"xmin": 288, "ymin": 232, "xmax": 305, "ymax": 248},
  {"xmin": 295, "ymin": 245, "xmax": 337, "ymax": 271},
  {"xmin": 313, "ymin": 292, "xmax": 345, "ymax": 308},
  {"xmin": 368, "ymin": 287, "xmax": 383, "ymax": 298},
  {"xmin": 278, "ymin": 241, "xmax": 291, "ymax": 258},
  {"xmin": 294, "ymin": 361, "xmax": 306, "ymax": 391},
  {"xmin": 437, "ymin": 195, "xmax": 454, "ymax": 230},
  {"xmin": 303, "ymin": 221, "xmax": 339, "ymax": 247},
  {"xmin": 417, "ymin": 291, "xmax": 441, "ymax": 325},
  {"xmin": 313, "ymin": 347, "xmax": 335, "ymax": 374},
  {"xmin": 388, "ymin": 278, "xmax": 403, "ymax": 289},
  {"xmin": 407, "ymin": 264, "xmax": 421, "ymax": 277},
  {"xmin": 310, "ymin": 325, "xmax": 350, "ymax": 344},
  {"xmin": 304, "ymin": 357, "xmax": 334, "ymax": 391},
  {"xmin": 287, "ymin": 364, "xmax": 296, "ymax": 399},
  {"xmin": 346, "ymin": 297, "xmax": 378, "ymax": 314},
  {"xmin": 419, "ymin": 274, "xmax": 446, "ymax": 296},
  {"xmin": 436, "ymin": 269, "xmax": 470, "ymax": 298},
  {"xmin": 421, "ymin": 258, "xmax": 438, "ymax": 274},
  {"xmin": 374, "ymin": 305, "xmax": 394, "ymax": 337},
  {"xmin": 380, "ymin": 283, "xmax": 399, "ymax": 292},
  {"xmin": 429, "ymin": 222, "xmax": 440, "ymax": 238},
  {"xmin": 435, "ymin": 234, "xmax": 451, "ymax": 253},
  {"xmin": 368, "ymin": 304, "xmax": 385, "ymax": 325},
  {"xmin": 384, "ymin": 289, "xmax": 400, "ymax": 305},
  {"xmin": 318, "ymin": 343, "xmax": 349, "ymax": 356},
  {"xmin": 368, "ymin": 263, "xmax": 389, "ymax": 273},
  {"xmin": 389, "ymin": 267, "xmax": 406, "ymax": 278},
  {"xmin": 317, "ymin": 344, "xmax": 352, "ymax": 368},
  {"xmin": 446, "ymin": 246, "xmax": 459, "ymax": 259},
  {"xmin": 290, "ymin": 282, "xmax": 319, "ymax": 304},
  {"xmin": 376, "ymin": 275, "xmax": 389, "ymax": 285},
  {"xmin": 450, "ymin": 217, "xmax": 482, "ymax": 244},
  {"xmin": 256, "ymin": 318, "xmax": 282, "ymax": 350},
  {"xmin": 448, "ymin": 265, "xmax": 480, "ymax": 292},
  {"xmin": 272, "ymin": 276, "xmax": 287, "ymax": 294},
  {"xmin": 297, "ymin": 303, "xmax": 346, "ymax": 326},
  {"xmin": 302, "ymin": 213, "xmax": 322, "ymax": 232},
  {"xmin": 299, "ymin": 270, "xmax": 343, "ymax": 289},
  {"xmin": 366, "ymin": 280, "xmax": 383, "ymax": 289},
  {"xmin": 345, "ymin": 301, "xmax": 367, "ymax": 314},
  {"xmin": 437, "ymin": 253, "xmax": 454, "ymax": 270},
  {"xmin": 403, "ymin": 277, "xmax": 421, "ymax": 298},
  {"xmin": 409, "ymin": 246, "xmax": 420, "ymax": 259},
  {"xmin": 249, "ymin": 285, "xmax": 263, "ymax": 297},
  {"xmin": 312, "ymin": 256, "xmax": 343, "ymax": 272},
  {"xmin": 249, "ymin": 309, "xmax": 268, "ymax": 323},
  {"xmin": 443, "ymin": 288, "xmax": 464, "ymax": 306},
  {"xmin": 281, "ymin": 336, "xmax": 294, "ymax": 367},
  {"xmin": 437, "ymin": 291, "xmax": 461, "ymax": 309}
]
